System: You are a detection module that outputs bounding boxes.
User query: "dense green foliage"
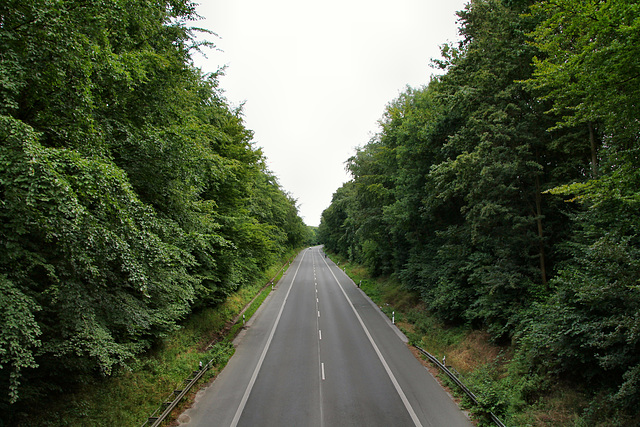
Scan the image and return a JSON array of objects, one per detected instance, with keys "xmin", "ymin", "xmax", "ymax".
[
  {"xmin": 319, "ymin": 0, "xmax": 640, "ymax": 421},
  {"xmin": 0, "ymin": 0, "xmax": 310, "ymax": 415}
]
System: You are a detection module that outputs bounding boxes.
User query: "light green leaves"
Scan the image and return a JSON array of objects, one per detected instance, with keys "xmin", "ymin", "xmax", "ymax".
[{"xmin": 528, "ymin": 0, "xmax": 640, "ymax": 140}]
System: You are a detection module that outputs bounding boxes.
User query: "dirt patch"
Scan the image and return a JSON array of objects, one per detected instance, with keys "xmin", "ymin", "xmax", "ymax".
[
  {"xmin": 408, "ymin": 345, "xmax": 477, "ymax": 426},
  {"xmin": 448, "ymin": 330, "xmax": 501, "ymax": 373},
  {"xmin": 396, "ymin": 321, "xmax": 415, "ymax": 335},
  {"xmin": 408, "ymin": 345, "xmax": 458, "ymax": 398},
  {"xmin": 196, "ymin": 323, "xmax": 231, "ymax": 353}
]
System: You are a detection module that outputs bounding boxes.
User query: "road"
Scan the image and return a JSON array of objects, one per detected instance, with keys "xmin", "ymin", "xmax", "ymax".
[{"xmin": 179, "ymin": 246, "xmax": 472, "ymax": 427}]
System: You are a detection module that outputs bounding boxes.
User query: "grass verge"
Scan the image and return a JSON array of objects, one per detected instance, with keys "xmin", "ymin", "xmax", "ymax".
[
  {"xmin": 21, "ymin": 250, "xmax": 300, "ymax": 427},
  {"xmin": 328, "ymin": 252, "xmax": 600, "ymax": 427}
]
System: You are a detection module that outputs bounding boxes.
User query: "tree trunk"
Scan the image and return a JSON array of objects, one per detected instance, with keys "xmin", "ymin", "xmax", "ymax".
[
  {"xmin": 589, "ymin": 121, "xmax": 598, "ymax": 178},
  {"xmin": 535, "ymin": 173, "xmax": 548, "ymax": 289}
]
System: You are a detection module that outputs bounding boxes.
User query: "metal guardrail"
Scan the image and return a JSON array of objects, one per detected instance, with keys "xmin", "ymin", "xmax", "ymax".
[
  {"xmin": 141, "ymin": 257, "xmax": 295, "ymax": 427},
  {"xmin": 143, "ymin": 363, "xmax": 212, "ymax": 427},
  {"xmin": 413, "ymin": 345, "xmax": 506, "ymax": 427},
  {"xmin": 328, "ymin": 253, "xmax": 505, "ymax": 426},
  {"xmin": 143, "ymin": 254, "xmax": 505, "ymax": 427},
  {"xmin": 324, "ymin": 252, "xmax": 505, "ymax": 426}
]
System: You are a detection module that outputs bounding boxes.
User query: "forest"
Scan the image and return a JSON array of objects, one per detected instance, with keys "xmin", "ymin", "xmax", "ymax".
[
  {"xmin": 0, "ymin": 0, "xmax": 310, "ymax": 413},
  {"xmin": 319, "ymin": 0, "xmax": 640, "ymax": 421}
]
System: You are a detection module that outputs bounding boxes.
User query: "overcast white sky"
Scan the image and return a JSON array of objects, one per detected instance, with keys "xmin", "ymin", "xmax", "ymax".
[{"xmin": 191, "ymin": 0, "xmax": 468, "ymax": 226}]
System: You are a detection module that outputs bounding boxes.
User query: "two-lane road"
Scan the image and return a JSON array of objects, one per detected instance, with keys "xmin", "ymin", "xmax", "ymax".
[{"xmin": 179, "ymin": 247, "xmax": 471, "ymax": 426}]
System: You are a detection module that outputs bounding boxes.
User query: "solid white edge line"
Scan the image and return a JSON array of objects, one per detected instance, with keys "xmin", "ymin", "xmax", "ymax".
[
  {"xmin": 230, "ymin": 251, "xmax": 307, "ymax": 427},
  {"xmin": 321, "ymin": 256, "xmax": 424, "ymax": 427}
]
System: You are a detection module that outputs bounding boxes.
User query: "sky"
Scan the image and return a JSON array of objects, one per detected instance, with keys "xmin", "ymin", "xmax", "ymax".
[{"xmin": 191, "ymin": 0, "xmax": 469, "ymax": 226}]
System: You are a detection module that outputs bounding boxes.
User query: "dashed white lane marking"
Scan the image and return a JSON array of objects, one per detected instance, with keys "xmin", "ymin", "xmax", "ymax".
[{"xmin": 321, "ymin": 362, "xmax": 325, "ymax": 380}]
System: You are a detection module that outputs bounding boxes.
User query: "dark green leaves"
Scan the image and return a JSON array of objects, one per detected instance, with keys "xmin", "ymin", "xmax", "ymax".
[
  {"xmin": 0, "ymin": 274, "xmax": 41, "ymax": 405},
  {"xmin": 0, "ymin": 116, "xmax": 197, "ymax": 391},
  {"xmin": 319, "ymin": 0, "xmax": 640, "ymax": 419}
]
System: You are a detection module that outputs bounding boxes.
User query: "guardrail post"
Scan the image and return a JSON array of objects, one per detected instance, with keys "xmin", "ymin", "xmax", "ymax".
[
  {"xmin": 143, "ymin": 258, "xmax": 293, "ymax": 427},
  {"xmin": 413, "ymin": 345, "xmax": 505, "ymax": 427}
]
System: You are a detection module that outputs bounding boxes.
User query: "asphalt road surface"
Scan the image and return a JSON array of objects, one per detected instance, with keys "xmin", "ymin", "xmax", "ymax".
[{"xmin": 179, "ymin": 246, "xmax": 472, "ymax": 427}]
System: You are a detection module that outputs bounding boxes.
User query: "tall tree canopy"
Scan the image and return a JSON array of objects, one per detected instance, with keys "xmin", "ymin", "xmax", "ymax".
[
  {"xmin": 319, "ymin": 0, "xmax": 640, "ymax": 419},
  {"xmin": 0, "ymin": 0, "xmax": 310, "ymax": 412}
]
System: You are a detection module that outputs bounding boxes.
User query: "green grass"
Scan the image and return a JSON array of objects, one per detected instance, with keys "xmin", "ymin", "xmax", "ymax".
[
  {"xmin": 20, "ymin": 250, "xmax": 300, "ymax": 427},
  {"xmin": 329, "ymin": 254, "xmax": 474, "ymax": 362},
  {"xmin": 226, "ymin": 275, "xmax": 279, "ymax": 341},
  {"xmin": 326, "ymin": 252, "xmax": 609, "ymax": 427}
]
